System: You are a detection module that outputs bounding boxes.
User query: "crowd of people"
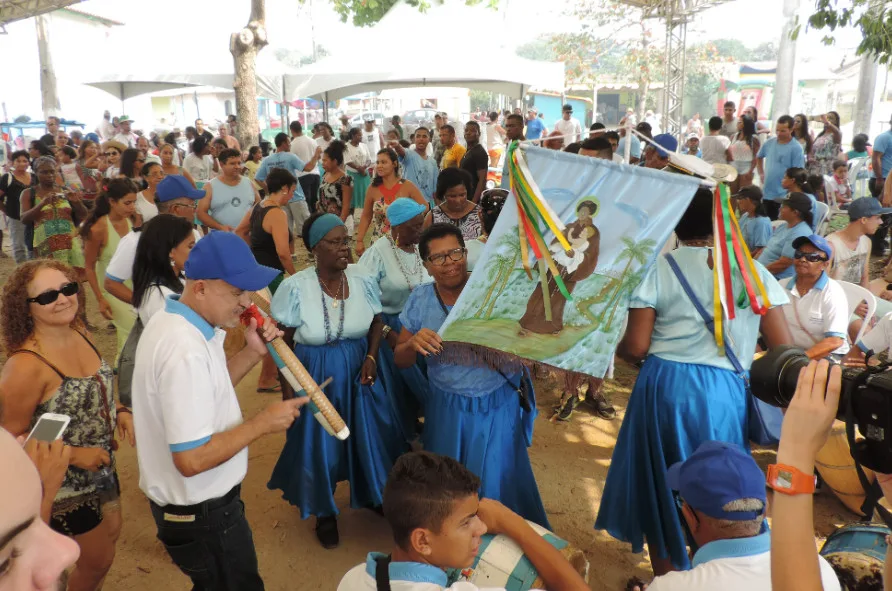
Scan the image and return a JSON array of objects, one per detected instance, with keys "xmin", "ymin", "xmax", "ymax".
[{"xmin": 1, "ymin": 104, "xmax": 892, "ymax": 591}]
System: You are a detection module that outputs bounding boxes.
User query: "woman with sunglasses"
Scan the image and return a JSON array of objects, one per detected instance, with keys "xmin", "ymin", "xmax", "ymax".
[
  {"xmin": 135, "ymin": 162, "xmax": 164, "ymax": 223},
  {"xmin": 159, "ymin": 142, "xmax": 197, "ymax": 187},
  {"xmin": 117, "ymin": 148, "xmax": 145, "ymax": 187},
  {"xmin": 595, "ymin": 189, "xmax": 791, "ymax": 578},
  {"xmin": 780, "ymin": 234, "xmax": 850, "ymax": 360},
  {"xmin": 393, "ymin": 223, "xmax": 549, "ymax": 528},
  {"xmin": 269, "ymin": 212, "xmax": 408, "ymax": 549},
  {"xmin": 0, "ymin": 260, "xmax": 133, "ymax": 591},
  {"xmin": 80, "ymin": 179, "xmax": 138, "ymax": 357},
  {"xmin": 101, "ymin": 140, "xmax": 125, "ymax": 179},
  {"xmin": 809, "ymin": 111, "xmax": 843, "ymax": 178},
  {"xmin": 131, "ymin": 214, "xmax": 194, "ymax": 325}
]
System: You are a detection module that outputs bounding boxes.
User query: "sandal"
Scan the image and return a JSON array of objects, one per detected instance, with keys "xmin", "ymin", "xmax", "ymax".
[
  {"xmin": 625, "ymin": 576, "xmax": 648, "ymax": 591},
  {"xmin": 315, "ymin": 515, "xmax": 339, "ymax": 549}
]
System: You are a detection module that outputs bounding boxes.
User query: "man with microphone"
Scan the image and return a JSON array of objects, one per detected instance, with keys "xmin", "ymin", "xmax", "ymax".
[{"xmin": 131, "ymin": 231, "xmax": 308, "ymax": 590}]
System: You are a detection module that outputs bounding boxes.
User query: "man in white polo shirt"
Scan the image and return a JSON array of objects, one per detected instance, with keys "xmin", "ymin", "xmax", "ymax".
[
  {"xmin": 780, "ymin": 234, "xmax": 850, "ymax": 360},
  {"xmin": 131, "ymin": 231, "xmax": 308, "ymax": 590},
  {"xmin": 644, "ymin": 441, "xmax": 840, "ymax": 591},
  {"xmin": 104, "ymin": 174, "xmax": 205, "ymax": 306}
]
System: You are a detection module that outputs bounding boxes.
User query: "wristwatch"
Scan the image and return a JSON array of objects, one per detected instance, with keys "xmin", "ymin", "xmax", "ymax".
[{"xmin": 767, "ymin": 463, "xmax": 816, "ymax": 495}]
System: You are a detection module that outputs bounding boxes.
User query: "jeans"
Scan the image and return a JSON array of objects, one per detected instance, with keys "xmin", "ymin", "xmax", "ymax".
[
  {"xmin": 149, "ymin": 488, "xmax": 263, "ymax": 591},
  {"xmin": 7, "ymin": 218, "xmax": 29, "ymax": 263},
  {"xmin": 870, "ymin": 178, "xmax": 888, "ymax": 255},
  {"xmin": 298, "ymin": 174, "xmax": 320, "ymax": 213},
  {"xmin": 285, "ymin": 200, "xmax": 311, "ymax": 238}
]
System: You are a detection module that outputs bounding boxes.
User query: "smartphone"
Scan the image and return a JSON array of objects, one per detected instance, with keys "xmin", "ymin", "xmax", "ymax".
[{"xmin": 25, "ymin": 413, "xmax": 70, "ymax": 443}]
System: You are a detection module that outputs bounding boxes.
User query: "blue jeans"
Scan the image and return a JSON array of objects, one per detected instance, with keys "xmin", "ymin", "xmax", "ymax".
[
  {"xmin": 7, "ymin": 218, "xmax": 29, "ymax": 264},
  {"xmin": 149, "ymin": 487, "xmax": 263, "ymax": 591}
]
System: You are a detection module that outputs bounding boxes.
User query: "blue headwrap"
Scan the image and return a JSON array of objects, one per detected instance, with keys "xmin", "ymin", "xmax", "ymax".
[
  {"xmin": 386, "ymin": 198, "xmax": 428, "ymax": 227},
  {"xmin": 307, "ymin": 214, "xmax": 346, "ymax": 249}
]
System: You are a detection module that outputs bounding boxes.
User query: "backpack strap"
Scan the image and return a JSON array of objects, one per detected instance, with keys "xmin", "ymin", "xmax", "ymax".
[{"xmin": 374, "ymin": 554, "xmax": 392, "ymax": 591}]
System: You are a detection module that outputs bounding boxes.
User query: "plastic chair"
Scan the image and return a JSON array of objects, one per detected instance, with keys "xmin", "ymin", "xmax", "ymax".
[
  {"xmin": 814, "ymin": 201, "xmax": 830, "ymax": 235},
  {"xmin": 848, "ymin": 157, "xmax": 869, "ymax": 199},
  {"xmin": 838, "ymin": 281, "xmax": 877, "ymax": 346}
]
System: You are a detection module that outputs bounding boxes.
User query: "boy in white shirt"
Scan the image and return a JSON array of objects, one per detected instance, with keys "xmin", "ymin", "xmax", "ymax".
[{"xmin": 338, "ymin": 452, "xmax": 588, "ymax": 591}]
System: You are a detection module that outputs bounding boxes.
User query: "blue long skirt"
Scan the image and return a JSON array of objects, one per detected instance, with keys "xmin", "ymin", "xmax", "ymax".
[
  {"xmin": 377, "ymin": 312, "xmax": 430, "ymax": 442},
  {"xmin": 348, "ymin": 170, "xmax": 371, "ymax": 209},
  {"xmin": 423, "ymin": 380, "xmax": 550, "ymax": 529},
  {"xmin": 594, "ymin": 355, "xmax": 748, "ymax": 570},
  {"xmin": 268, "ymin": 337, "xmax": 409, "ymax": 518}
]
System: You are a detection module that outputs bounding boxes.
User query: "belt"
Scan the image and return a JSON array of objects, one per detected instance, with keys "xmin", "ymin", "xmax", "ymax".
[{"xmin": 151, "ymin": 484, "xmax": 241, "ymax": 516}]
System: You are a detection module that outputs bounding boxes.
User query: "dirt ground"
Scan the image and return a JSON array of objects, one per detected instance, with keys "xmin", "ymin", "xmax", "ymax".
[{"xmin": 0, "ymin": 239, "xmax": 866, "ymax": 591}]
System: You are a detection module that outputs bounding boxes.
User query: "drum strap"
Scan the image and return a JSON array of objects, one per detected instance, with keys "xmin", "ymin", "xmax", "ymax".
[{"xmin": 374, "ymin": 554, "xmax": 392, "ymax": 591}]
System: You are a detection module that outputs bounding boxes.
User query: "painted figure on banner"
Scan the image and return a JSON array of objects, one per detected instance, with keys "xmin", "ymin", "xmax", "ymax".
[{"xmin": 520, "ymin": 199, "xmax": 600, "ymax": 334}]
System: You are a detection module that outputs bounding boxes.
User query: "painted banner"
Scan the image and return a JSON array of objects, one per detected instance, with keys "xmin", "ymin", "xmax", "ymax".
[{"xmin": 440, "ymin": 145, "xmax": 702, "ymax": 382}]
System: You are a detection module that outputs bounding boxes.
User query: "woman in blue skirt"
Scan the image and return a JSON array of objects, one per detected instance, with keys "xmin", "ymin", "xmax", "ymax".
[
  {"xmin": 358, "ymin": 198, "xmax": 432, "ymax": 442},
  {"xmin": 394, "ymin": 223, "xmax": 549, "ymax": 528},
  {"xmin": 595, "ymin": 188, "xmax": 792, "ymax": 575},
  {"xmin": 269, "ymin": 213, "xmax": 409, "ymax": 549}
]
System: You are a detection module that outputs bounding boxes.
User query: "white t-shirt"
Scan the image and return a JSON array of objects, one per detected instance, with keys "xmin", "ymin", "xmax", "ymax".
[
  {"xmin": 345, "ymin": 142, "xmax": 371, "ymax": 169},
  {"xmin": 782, "ymin": 273, "xmax": 850, "ymax": 355},
  {"xmin": 362, "ymin": 128, "xmax": 383, "ymax": 160},
  {"xmin": 138, "ymin": 284, "xmax": 176, "ymax": 325},
  {"xmin": 114, "ymin": 132, "xmax": 138, "ymax": 149},
  {"xmin": 858, "ymin": 311, "xmax": 892, "ymax": 355},
  {"xmin": 338, "ymin": 554, "xmax": 540, "ymax": 591},
  {"xmin": 106, "ymin": 228, "xmax": 201, "ymax": 284},
  {"xmin": 136, "ymin": 192, "xmax": 159, "ymax": 223},
  {"xmin": 700, "ymin": 135, "xmax": 731, "ymax": 165},
  {"xmin": 648, "ymin": 533, "xmax": 841, "ymax": 591},
  {"xmin": 183, "ymin": 153, "xmax": 215, "ymax": 182},
  {"xmin": 132, "ymin": 296, "xmax": 248, "ymax": 506},
  {"xmin": 290, "ymin": 135, "xmax": 319, "ymax": 177},
  {"xmin": 553, "ymin": 118, "xmax": 582, "ymax": 144},
  {"xmin": 826, "ymin": 232, "xmax": 870, "ymax": 285}
]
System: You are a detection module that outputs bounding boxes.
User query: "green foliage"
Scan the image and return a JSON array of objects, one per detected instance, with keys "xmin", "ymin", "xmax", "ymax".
[
  {"xmin": 807, "ymin": 0, "xmax": 892, "ymax": 64},
  {"xmin": 329, "ymin": 0, "xmax": 495, "ymax": 27},
  {"xmin": 516, "ymin": 38, "xmax": 558, "ymax": 62},
  {"xmin": 272, "ymin": 46, "xmax": 330, "ymax": 67},
  {"xmin": 470, "ymin": 90, "xmax": 497, "ymax": 111}
]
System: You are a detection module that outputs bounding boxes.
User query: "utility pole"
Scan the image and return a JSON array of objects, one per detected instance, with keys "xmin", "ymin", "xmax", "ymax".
[
  {"xmin": 35, "ymin": 13, "xmax": 60, "ymax": 121},
  {"xmin": 772, "ymin": 0, "xmax": 800, "ymax": 118}
]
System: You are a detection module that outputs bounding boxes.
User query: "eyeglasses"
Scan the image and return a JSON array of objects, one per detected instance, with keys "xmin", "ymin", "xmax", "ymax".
[
  {"xmin": 793, "ymin": 250, "xmax": 828, "ymax": 263},
  {"xmin": 426, "ymin": 247, "xmax": 467, "ymax": 266},
  {"xmin": 171, "ymin": 202, "xmax": 198, "ymax": 210},
  {"xmin": 26, "ymin": 282, "xmax": 79, "ymax": 305}
]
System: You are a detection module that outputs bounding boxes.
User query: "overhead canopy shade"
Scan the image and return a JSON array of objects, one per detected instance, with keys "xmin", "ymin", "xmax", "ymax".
[
  {"xmin": 285, "ymin": 51, "xmax": 564, "ymax": 102},
  {"xmin": 83, "ymin": 51, "xmax": 292, "ymax": 101},
  {"xmin": 0, "ymin": 0, "xmax": 84, "ymax": 25}
]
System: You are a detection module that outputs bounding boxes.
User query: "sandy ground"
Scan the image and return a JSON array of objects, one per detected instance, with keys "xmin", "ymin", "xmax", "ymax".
[{"xmin": 0, "ymin": 237, "xmax": 866, "ymax": 591}]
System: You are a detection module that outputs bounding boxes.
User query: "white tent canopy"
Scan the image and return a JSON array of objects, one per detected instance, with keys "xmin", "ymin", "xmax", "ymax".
[
  {"xmin": 284, "ymin": 3, "xmax": 564, "ymax": 102},
  {"xmin": 83, "ymin": 50, "xmax": 291, "ymax": 101}
]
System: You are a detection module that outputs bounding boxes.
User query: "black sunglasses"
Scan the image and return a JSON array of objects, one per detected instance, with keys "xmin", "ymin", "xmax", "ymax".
[
  {"xmin": 27, "ymin": 282, "xmax": 79, "ymax": 305},
  {"xmin": 793, "ymin": 250, "xmax": 828, "ymax": 263}
]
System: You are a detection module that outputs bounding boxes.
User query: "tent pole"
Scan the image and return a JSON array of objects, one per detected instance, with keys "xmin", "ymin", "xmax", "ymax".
[
  {"xmin": 282, "ymin": 78, "xmax": 289, "ymax": 130},
  {"xmin": 323, "ymin": 92, "xmax": 329, "ymax": 123},
  {"xmin": 120, "ymin": 83, "xmax": 125, "ymax": 114}
]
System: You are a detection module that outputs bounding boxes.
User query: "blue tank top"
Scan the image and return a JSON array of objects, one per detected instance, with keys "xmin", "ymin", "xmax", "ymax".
[{"xmin": 209, "ymin": 177, "xmax": 254, "ymax": 228}]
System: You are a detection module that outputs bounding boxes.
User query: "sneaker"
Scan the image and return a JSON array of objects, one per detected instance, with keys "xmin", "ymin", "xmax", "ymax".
[
  {"xmin": 315, "ymin": 515, "xmax": 339, "ymax": 549},
  {"xmin": 554, "ymin": 396, "xmax": 579, "ymax": 422},
  {"xmin": 587, "ymin": 391, "xmax": 616, "ymax": 420}
]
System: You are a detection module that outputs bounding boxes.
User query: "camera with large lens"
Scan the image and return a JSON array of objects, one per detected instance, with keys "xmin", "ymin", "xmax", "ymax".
[{"xmin": 750, "ymin": 345, "xmax": 892, "ymax": 473}]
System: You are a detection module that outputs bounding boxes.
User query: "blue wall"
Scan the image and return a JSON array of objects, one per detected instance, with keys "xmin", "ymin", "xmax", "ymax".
[{"xmin": 530, "ymin": 95, "xmax": 591, "ymax": 128}]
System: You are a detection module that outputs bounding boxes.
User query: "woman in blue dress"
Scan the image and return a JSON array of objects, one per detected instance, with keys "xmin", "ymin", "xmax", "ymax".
[
  {"xmin": 394, "ymin": 223, "xmax": 549, "ymax": 528},
  {"xmin": 735, "ymin": 185, "xmax": 772, "ymax": 258},
  {"xmin": 269, "ymin": 213, "xmax": 409, "ymax": 549},
  {"xmin": 358, "ymin": 198, "xmax": 432, "ymax": 441},
  {"xmin": 595, "ymin": 188, "xmax": 792, "ymax": 575}
]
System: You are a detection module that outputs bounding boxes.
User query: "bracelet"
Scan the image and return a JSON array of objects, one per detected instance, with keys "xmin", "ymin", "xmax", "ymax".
[
  {"xmin": 116, "ymin": 407, "xmax": 132, "ymax": 415},
  {"xmin": 365, "ymin": 355, "xmax": 377, "ymax": 365}
]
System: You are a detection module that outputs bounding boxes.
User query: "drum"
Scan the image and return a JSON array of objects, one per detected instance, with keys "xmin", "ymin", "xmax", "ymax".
[
  {"xmin": 448, "ymin": 521, "xmax": 589, "ymax": 590},
  {"xmin": 815, "ymin": 420, "xmax": 876, "ymax": 516},
  {"xmin": 820, "ymin": 523, "xmax": 888, "ymax": 589}
]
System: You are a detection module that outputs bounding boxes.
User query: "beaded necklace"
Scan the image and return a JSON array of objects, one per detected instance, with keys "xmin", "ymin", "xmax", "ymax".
[
  {"xmin": 387, "ymin": 235, "xmax": 423, "ymax": 291},
  {"xmin": 317, "ymin": 269, "xmax": 346, "ymax": 344}
]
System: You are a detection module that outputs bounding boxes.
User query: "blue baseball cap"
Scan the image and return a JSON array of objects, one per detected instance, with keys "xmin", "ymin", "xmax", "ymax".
[
  {"xmin": 386, "ymin": 198, "xmax": 427, "ymax": 227},
  {"xmin": 667, "ymin": 441, "xmax": 766, "ymax": 521},
  {"xmin": 848, "ymin": 197, "xmax": 892, "ymax": 221},
  {"xmin": 184, "ymin": 231, "xmax": 280, "ymax": 291},
  {"xmin": 652, "ymin": 133, "xmax": 678, "ymax": 157},
  {"xmin": 157, "ymin": 175, "xmax": 206, "ymax": 203},
  {"xmin": 792, "ymin": 234, "xmax": 833, "ymax": 259}
]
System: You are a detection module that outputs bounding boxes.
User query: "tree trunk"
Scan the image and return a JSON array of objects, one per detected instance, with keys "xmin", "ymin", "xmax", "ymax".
[
  {"xmin": 231, "ymin": 0, "xmax": 268, "ymax": 152},
  {"xmin": 772, "ymin": 0, "xmax": 800, "ymax": 119},
  {"xmin": 853, "ymin": 0, "xmax": 884, "ymax": 137},
  {"xmin": 35, "ymin": 14, "xmax": 60, "ymax": 122}
]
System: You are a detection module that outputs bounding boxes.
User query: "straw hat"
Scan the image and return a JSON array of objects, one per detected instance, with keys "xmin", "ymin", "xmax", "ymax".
[{"xmin": 101, "ymin": 140, "xmax": 127, "ymax": 153}]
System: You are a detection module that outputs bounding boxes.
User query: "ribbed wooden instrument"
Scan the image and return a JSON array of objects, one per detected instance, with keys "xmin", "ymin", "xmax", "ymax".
[{"xmin": 241, "ymin": 291, "xmax": 349, "ymax": 440}]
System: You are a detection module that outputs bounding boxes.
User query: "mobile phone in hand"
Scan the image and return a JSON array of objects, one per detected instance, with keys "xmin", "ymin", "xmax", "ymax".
[{"xmin": 25, "ymin": 413, "xmax": 70, "ymax": 444}]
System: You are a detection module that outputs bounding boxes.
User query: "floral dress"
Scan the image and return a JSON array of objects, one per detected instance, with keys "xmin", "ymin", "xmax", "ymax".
[
  {"xmin": 31, "ymin": 191, "xmax": 83, "ymax": 268},
  {"xmin": 810, "ymin": 134, "xmax": 841, "ymax": 177},
  {"xmin": 318, "ymin": 173, "xmax": 353, "ymax": 216}
]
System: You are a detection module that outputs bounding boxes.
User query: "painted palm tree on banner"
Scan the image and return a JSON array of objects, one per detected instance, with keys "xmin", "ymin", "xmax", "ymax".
[{"xmin": 598, "ymin": 237, "xmax": 656, "ymax": 330}]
